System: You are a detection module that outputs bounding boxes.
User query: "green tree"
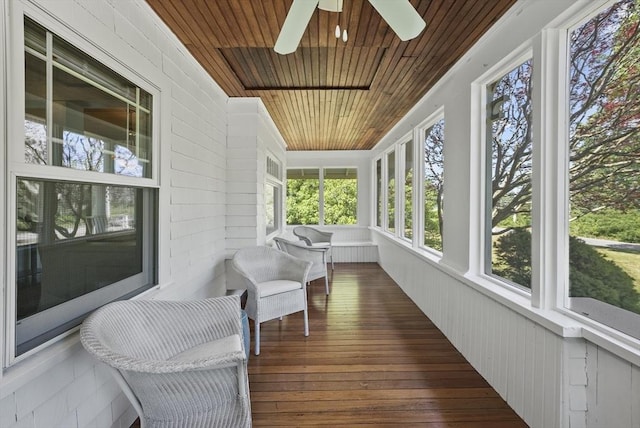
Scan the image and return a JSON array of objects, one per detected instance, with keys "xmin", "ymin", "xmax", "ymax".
[
  {"xmin": 286, "ymin": 178, "xmax": 319, "ymax": 225},
  {"xmin": 324, "ymin": 178, "xmax": 357, "ymax": 225}
]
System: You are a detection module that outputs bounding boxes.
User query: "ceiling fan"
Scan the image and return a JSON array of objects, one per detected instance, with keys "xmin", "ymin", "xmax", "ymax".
[{"xmin": 274, "ymin": 0, "xmax": 426, "ymax": 55}]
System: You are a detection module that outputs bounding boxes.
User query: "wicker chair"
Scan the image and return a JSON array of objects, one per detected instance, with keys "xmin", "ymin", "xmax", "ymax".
[
  {"xmin": 273, "ymin": 236, "xmax": 330, "ymax": 295},
  {"xmin": 232, "ymin": 246, "xmax": 312, "ymax": 355},
  {"xmin": 292, "ymin": 226, "xmax": 334, "ymax": 270},
  {"xmin": 80, "ymin": 295, "xmax": 251, "ymax": 428}
]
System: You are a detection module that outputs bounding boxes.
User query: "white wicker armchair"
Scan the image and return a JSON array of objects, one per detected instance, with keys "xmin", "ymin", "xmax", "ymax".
[
  {"xmin": 273, "ymin": 236, "xmax": 330, "ymax": 295},
  {"xmin": 232, "ymin": 246, "xmax": 312, "ymax": 355},
  {"xmin": 80, "ymin": 295, "xmax": 251, "ymax": 428},
  {"xmin": 293, "ymin": 226, "xmax": 334, "ymax": 270}
]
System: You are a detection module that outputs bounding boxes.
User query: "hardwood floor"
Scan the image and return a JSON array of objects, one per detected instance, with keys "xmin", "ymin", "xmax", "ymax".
[{"xmin": 247, "ymin": 263, "xmax": 528, "ymax": 427}]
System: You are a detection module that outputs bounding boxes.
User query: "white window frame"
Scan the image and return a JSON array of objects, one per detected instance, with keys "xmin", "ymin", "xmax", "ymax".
[
  {"xmin": 398, "ymin": 132, "xmax": 414, "ymax": 243},
  {"xmin": 383, "ymin": 147, "xmax": 397, "ymax": 234},
  {"xmin": 322, "ymin": 167, "xmax": 358, "ymax": 226},
  {"xmin": 373, "ymin": 157, "xmax": 383, "ymax": 229},
  {"xmin": 551, "ymin": 0, "xmax": 640, "ymax": 352},
  {"xmin": 5, "ymin": 6, "xmax": 162, "ymax": 365},
  {"xmin": 286, "ymin": 166, "xmax": 359, "ymax": 226},
  {"xmin": 470, "ymin": 43, "xmax": 534, "ymax": 298},
  {"xmin": 417, "ymin": 109, "xmax": 445, "ymax": 255},
  {"xmin": 265, "ymin": 153, "xmax": 283, "ymax": 238}
]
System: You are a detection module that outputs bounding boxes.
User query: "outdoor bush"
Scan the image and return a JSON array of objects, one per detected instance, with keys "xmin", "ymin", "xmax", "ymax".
[
  {"xmin": 493, "ymin": 229, "xmax": 640, "ymax": 313},
  {"xmin": 570, "ymin": 209, "xmax": 640, "ymax": 243}
]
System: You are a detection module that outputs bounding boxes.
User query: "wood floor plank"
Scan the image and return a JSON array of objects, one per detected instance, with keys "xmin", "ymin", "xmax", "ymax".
[{"xmin": 247, "ymin": 263, "xmax": 528, "ymax": 427}]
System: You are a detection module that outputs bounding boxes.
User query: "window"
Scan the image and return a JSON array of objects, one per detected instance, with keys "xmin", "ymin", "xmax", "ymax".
[
  {"xmin": 265, "ymin": 183, "xmax": 280, "ymax": 235},
  {"xmin": 265, "ymin": 155, "xmax": 282, "ymax": 236},
  {"xmin": 401, "ymin": 139, "xmax": 414, "ymax": 240},
  {"xmin": 386, "ymin": 150, "xmax": 396, "ymax": 233},
  {"xmin": 286, "ymin": 167, "xmax": 357, "ymax": 225},
  {"xmin": 323, "ymin": 168, "xmax": 357, "ymax": 225},
  {"xmin": 286, "ymin": 168, "xmax": 320, "ymax": 225},
  {"xmin": 566, "ymin": 0, "xmax": 640, "ymax": 338},
  {"xmin": 421, "ymin": 118, "xmax": 445, "ymax": 251},
  {"xmin": 13, "ymin": 18, "xmax": 157, "ymax": 358},
  {"xmin": 376, "ymin": 159, "xmax": 382, "ymax": 228},
  {"xmin": 485, "ymin": 58, "xmax": 533, "ymax": 290},
  {"xmin": 25, "ymin": 20, "xmax": 152, "ymax": 178}
]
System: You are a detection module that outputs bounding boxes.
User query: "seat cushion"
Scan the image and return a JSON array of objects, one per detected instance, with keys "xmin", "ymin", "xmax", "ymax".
[
  {"xmin": 310, "ymin": 242, "xmax": 331, "ymax": 248},
  {"xmin": 169, "ymin": 334, "xmax": 242, "ymax": 361},
  {"xmin": 257, "ymin": 280, "xmax": 303, "ymax": 297}
]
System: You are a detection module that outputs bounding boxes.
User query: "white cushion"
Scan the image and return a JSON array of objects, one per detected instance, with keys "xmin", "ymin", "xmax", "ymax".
[
  {"xmin": 257, "ymin": 279, "xmax": 302, "ymax": 297},
  {"xmin": 169, "ymin": 334, "xmax": 242, "ymax": 361},
  {"xmin": 310, "ymin": 242, "xmax": 331, "ymax": 248}
]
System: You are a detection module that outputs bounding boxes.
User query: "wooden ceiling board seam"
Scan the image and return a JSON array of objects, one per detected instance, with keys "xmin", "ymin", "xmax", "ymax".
[
  {"xmin": 191, "ymin": 45, "xmax": 245, "ymax": 95},
  {"xmin": 198, "ymin": 0, "xmax": 235, "ymax": 47},
  {"xmin": 151, "ymin": 0, "xmax": 198, "ymax": 45},
  {"xmin": 192, "ymin": 0, "xmax": 230, "ymax": 47},
  {"xmin": 402, "ymin": 0, "xmax": 456, "ymax": 59}
]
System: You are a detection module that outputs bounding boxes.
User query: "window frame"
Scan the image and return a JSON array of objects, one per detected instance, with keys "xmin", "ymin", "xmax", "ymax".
[
  {"xmin": 472, "ymin": 45, "xmax": 535, "ymax": 298},
  {"xmin": 398, "ymin": 132, "xmax": 414, "ymax": 243},
  {"xmin": 384, "ymin": 148, "xmax": 397, "ymax": 234},
  {"xmin": 555, "ymin": 0, "xmax": 640, "ymax": 346},
  {"xmin": 417, "ymin": 111, "xmax": 445, "ymax": 255},
  {"xmin": 322, "ymin": 167, "xmax": 358, "ymax": 226},
  {"xmin": 5, "ymin": 10, "xmax": 161, "ymax": 365},
  {"xmin": 286, "ymin": 166, "xmax": 359, "ymax": 226},
  {"xmin": 265, "ymin": 153, "xmax": 283, "ymax": 238}
]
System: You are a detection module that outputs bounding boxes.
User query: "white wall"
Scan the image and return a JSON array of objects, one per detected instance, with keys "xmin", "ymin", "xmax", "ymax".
[
  {"xmin": 226, "ymin": 97, "xmax": 287, "ymax": 289},
  {"xmin": 1, "ymin": 0, "xmax": 231, "ymax": 426}
]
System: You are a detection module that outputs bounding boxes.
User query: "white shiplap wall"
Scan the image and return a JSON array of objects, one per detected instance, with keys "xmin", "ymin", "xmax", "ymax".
[
  {"xmin": 0, "ymin": 0, "xmax": 230, "ymax": 426},
  {"xmin": 226, "ymin": 97, "xmax": 286, "ymax": 254}
]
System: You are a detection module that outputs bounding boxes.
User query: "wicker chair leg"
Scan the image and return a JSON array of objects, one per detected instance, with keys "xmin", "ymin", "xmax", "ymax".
[
  {"xmin": 324, "ymin": 276, "xmax": 329, "ymax": 295},
  {"xmin": 303, "ymin": 308, "xmax": 309, "ymax": 336},
  {"xmin": 255, "ymin": 322, "xmax": 261, "ymax": 355}
]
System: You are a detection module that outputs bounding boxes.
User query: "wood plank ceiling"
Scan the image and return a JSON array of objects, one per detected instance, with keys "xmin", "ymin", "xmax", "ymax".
[{"xmin": 145, "ymin": 0, "xmax": 517, "ymax": 151}]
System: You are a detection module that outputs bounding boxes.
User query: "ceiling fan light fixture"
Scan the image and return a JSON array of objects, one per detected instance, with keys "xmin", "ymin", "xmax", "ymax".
[
  {"xmin": 342, "ymin": 29, "xmax": 348, "ymax": 42},
  {"xmin": 335, "ymin": 24, "xmax": 341, "ymax": 38}
]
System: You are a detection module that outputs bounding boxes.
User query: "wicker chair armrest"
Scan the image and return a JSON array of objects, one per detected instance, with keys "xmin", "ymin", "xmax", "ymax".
[
  {"xmin": 84, "ymin": 347, "xmax": 247, "ymax": 374},
  {"xmin": 80, "ymin": 296, "xmax": 245, "ymax": 365}
]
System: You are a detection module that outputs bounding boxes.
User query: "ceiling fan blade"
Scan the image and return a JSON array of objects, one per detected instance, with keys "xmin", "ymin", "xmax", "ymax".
[
  {"xmin": 318, "ymin": 0, "xmax": 342, "ymax": 12},
  {"xmin": 274, "ymin": 0, "xmax": 320, "ymax": 55},
  {"xmin": 367, "ymin": 0, "xmax": 426, "ymax": 41}
]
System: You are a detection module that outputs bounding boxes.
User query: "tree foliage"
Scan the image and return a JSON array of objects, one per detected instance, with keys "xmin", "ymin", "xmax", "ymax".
[
  {"xmin": 569, "ymin": 0, "xmax": 640, "ymax": 215},
  {"xmin": 489, "ymin": 0, "xmax": 640, "ymax": 229},
  {"xmin": 286, "ymin": 177, "xmax": 357, "ymax": 225}
]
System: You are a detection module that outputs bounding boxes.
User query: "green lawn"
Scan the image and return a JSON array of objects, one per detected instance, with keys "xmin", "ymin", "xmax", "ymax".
[{"xmin": 596, "ymin": 247, "xmax": 640, "ymax": 292}]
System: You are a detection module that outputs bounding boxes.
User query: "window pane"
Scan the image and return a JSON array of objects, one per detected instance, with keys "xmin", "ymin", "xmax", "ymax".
[
  {"xmin": 402, "ymin": 141, "xmax": 414, "ymax": 239},
  {"xmin": 387, "ymin": 151, "xmax": 396, "ymax": 232},
  {"xmin": 24, "ymin": 18, "xmax": 152, "ymax": 178},
  {"xmin": 324, "ymin": 168, "xmax": 357, "ymax": 225},
  {"xmin": 423, "ymin": 119, "xmax": 445, "ymax": 251},
  {"xmin": 486, "ymin": 60, "xmax": 533, "ymax": 289},
  {"xmin": 567, "ymin": 0, "xmax": 640, "ymax": 338},
  {"xmin": 376, "ymin": 159, "xmax": 382, "ymax": 228},
  {"xmin": 25, "ymin": 51, "xmax": 47, "ymax": 165},
  {"xmin": 286, "ymin": 168, "xmax": 319, "ymax": 225},
  {"xmin": 265, "ymin": 182, "xmax": 280, "ymax": 235},
  {"xmin": 16, "ymin": 178, "xmax": 154, "ymax": 354}
]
